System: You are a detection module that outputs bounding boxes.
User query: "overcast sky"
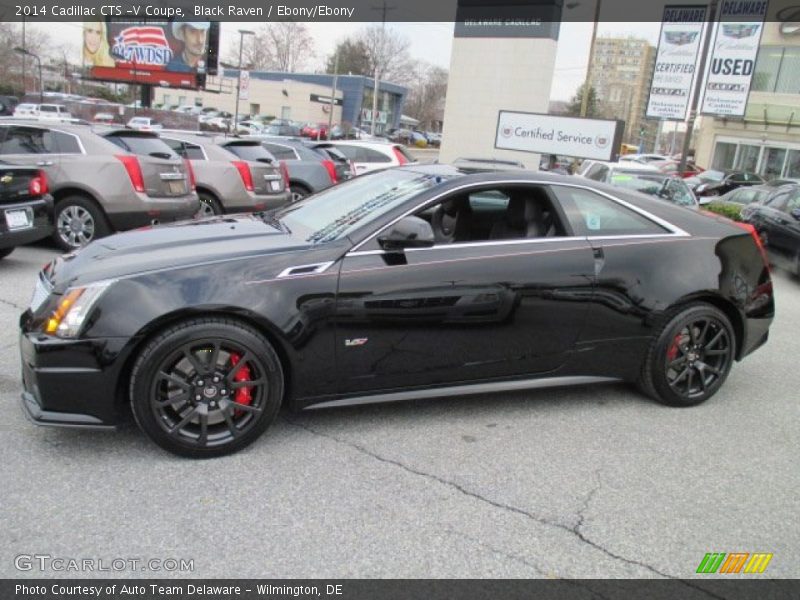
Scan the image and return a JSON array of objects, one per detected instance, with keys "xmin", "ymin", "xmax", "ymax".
[{"xmin": 29, "ymin": 20, "xmax": 661, "ymax": 101}]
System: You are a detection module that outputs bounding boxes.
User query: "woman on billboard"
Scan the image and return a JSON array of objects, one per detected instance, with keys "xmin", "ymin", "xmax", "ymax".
[{"xmin": 83, "ymin": 21, "xmax": 115, "ymax": 67}]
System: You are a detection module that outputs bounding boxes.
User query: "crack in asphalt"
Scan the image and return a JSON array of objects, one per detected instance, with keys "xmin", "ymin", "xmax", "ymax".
[
  {"xmin": 440, "ymin": 528, "xmax": 546, "ymax": 576},
  {"xmin": 284, "ymin": 418, "xmax": 730, "ymax": 598},
  {"xmin": 0, "ymin": 297, "xmax": 25, "ymax": 312}
]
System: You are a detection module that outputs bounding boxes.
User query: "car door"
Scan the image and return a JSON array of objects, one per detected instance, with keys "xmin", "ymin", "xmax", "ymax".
[
  {"xmin": 333, "ymin": 182, "xmax": 597, "ymax": 394},
  {"xmin": 763, "ymin": 188, "xmax": 800, "ymax": 266},
  {"xmin": 752, "ymin": 190, "xmax": 791, "ymax": 262}
]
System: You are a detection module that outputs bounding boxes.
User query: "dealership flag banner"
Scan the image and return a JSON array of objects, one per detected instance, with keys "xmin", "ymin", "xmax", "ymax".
[
  {"xmin": 700, "ymin": 0, "xmax": 769, "ymax": 117},
  {"xmin": 646, "ymin": 5, "xmax": 707, "ymax": 121}
]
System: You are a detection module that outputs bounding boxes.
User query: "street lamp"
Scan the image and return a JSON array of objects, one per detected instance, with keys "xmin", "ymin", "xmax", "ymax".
[
  {"xmin": 234, "ymin": 30, "xmax": 255, "ymax": 133},
  {"xmin": 566, "ymin": 1, "xmax": 602, "ymax": 118},
  {"xmin": 14, "ymin": 46, "xmax": 42, "ymax": 105}
]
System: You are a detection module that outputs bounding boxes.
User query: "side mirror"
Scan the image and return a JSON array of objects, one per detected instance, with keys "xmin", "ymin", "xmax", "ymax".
[
  {"xmin": 791, "ymin": 208, "xmax": 800, "ymax": 221},
  {"xmin": 378, "ymin": 216, "xmax": 435, "ymax": 251}
]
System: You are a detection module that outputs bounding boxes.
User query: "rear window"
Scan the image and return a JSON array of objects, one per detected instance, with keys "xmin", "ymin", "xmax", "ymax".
[
  {"xmin": 313, "ymin": 146, "xmax": 348, "ymax": 162},
  {"xmin": 262, "ymin": 143, "xmax": 297, "ymax": 161},
  {"xmin": 223, "ymin": 143, "xmax": 275, "ymax": 163},
  {"xmin": 104, "ymin": 134, "xmax": 178, "ymax": 159}
]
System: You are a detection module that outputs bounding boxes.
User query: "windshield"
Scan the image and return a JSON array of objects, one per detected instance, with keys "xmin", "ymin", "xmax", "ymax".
[
  {"xmin": 698, "ymin": 170, "xmax": 725, "ymax": 182},
  {"xmin": 274, "ymin": 169, "xmax": 447, "ymax": 244},
  {"xmin": 610, "ymin": 173, "xmax": 696, "ymax": 206}
]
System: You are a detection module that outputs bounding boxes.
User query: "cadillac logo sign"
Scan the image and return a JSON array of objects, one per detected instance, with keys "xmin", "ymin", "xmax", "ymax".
[{"xmin": 777, "ymin": 6, "xmax": 800, "ymax": 35}]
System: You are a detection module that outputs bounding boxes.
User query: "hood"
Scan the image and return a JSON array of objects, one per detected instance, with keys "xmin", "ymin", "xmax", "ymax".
[{"xmin": 48, "ymin": 214, "xmax": 317, "ymax": 290}]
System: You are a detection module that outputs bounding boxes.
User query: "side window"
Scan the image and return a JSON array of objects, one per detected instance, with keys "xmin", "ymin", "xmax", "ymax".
[
  {"xmin": 729, "ymin": 173, "xmax": 746, "ymax": 183},
  {"xmin": 665, "ymin": 179, "xmax": 695, "ymax": 206},
  {"xmin": 50, "ymin": 131, "xmax": 82, "ymax": 154},
  {"xmin": 183, "ymin": 144, "xmax": 205, "ymax": 160},
  {"xmin": 585, "ymin": 163, "xmax": 609, "ymax": 181},
  {"xmin": 334, "ymin": 145, "xmax": 359, "ymax": 160},
  {"xmin": 263, "ymin": 143, "xmax": 297, "ymax": 160},
  {"xmin": 783, "ymin": 190, "xmax": 800, "ymax": 213},
  {"xmin": 361, "ymin": 148, "xmax": 392, "ymax": 163},
  {"xmin": 766, "ymin": 192, "xmax": 790, "ymax": 211},
  {"xmin": 161, "ymin": 138, "xmax": 187, "ymax": 158},
  {"xmin": 0, "ymin": 126, "xmax": 51, "ymax": 154},
  {"xmin": 551, "ymin": 186, "xmax": 669, "ymax": 236}
]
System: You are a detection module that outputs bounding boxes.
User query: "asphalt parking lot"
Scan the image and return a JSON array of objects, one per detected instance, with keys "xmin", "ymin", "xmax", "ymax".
[{"xmin": 1, "ymin": 243, "xmax": 798, "ymax": 581}]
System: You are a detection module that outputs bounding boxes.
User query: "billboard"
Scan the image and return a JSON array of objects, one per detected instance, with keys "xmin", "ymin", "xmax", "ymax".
[
  {"xmin": 495, "ymin": 111, "xmax": 624, "ymax": 162},
  {"xmin": 646, "ymin": 5, "xmax": 707, "ymax": 121},
  {"xmin": 82, "ymin": 21, "xmax": 219, "ymax": 89},
  {"xmin": 700, "ymin": 0, "xmax": 769, "ymax": 117}
]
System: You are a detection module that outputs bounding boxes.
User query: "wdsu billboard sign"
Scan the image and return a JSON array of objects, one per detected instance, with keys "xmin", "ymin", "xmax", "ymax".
[
  {"xmin": 495, "ymin": 111, "xmax": 624, "ymax": 162},
  {"xmin": 701, "ymin": 0, "xmax": 769, "ymax": 117},
  {"xmin": 646, "ymin": 5, "xmax": 707, "ymax": 121}
]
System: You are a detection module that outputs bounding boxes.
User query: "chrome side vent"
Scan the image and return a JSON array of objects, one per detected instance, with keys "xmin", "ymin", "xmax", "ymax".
[{"xmin": 277, "ymin": 262, "xmax": 335, "ymax": 279}]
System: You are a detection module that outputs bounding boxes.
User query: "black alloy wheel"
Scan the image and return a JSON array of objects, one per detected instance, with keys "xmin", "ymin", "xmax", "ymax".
[
  {"xmin": 130, "ymin": 318, "xmax": 283, "ymax": 458},
  {"xmin": 639, "ymin": 304, "xmax": 735, "ymax": 407}
]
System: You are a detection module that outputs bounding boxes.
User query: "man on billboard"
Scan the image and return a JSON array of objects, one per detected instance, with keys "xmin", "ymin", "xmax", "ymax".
[{"xmin": 167, "ymin": 22, "xmax": 210, "ymax": 72}]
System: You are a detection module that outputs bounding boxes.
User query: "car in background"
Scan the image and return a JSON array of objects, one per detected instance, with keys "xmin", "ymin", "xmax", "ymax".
[
  {"xmin": 0, "ymin": 162, "xmax": 53, "ymax": 260},
  {"xmin": 18, "ymin": 167, "xmax": 774, "ymax": 457},
  {"xmin": 578, "ymin": 159, "xmax": 658, "ymax": 180},
  {"xmin": 390, "ymin": 129, "xmax": 428, "ymax": 148},
  {"xmin": 652, "ymin": 160, "xmax": 704, "ymax": 179},
  {"xmin": 424, "ymin": 132, "xmax": 442, "ymax": 147},
  {"xmin": 606, "ymin": 171, "xmax": 698, "ymax": 209},
  {"xmin": 714, "ymin": 185, "xmax": 772, "ymax": 213},
  {"xmin": 324, "ymin": 140, "xmax": 417, "ymax": 175},
  {"xmin": 236, "ymin": 120, "xmax": 265, "ymax": 135},
  {"xmin": 0, "ymin": 121, "xmax": 198, "ymax": 250},
  {"xmin": 330, "ymin": 125, "xmax": 377, "ymax": 141},
  {"xmin": 454, "ymin": 157, "xmax": 526, "ymax": 173},
  {"xmin": 300, "ymin": 122, "xmax": 329, "ymax": 140},
  {"xmin": 619, "ymin": 153, "xmax": 670, "ymax": 164},
  {"xmin": 37, "ymin": 104, "xmax": 72, "ymax": 121},
  {"xmin": 159, "ymin": 132, "xmax": 290, "ymax": 217},
  {"xmin": 685, "ymin": 170, "xmax": 764, "ymax": 197},
  {"xmin": 742, "ymin": 184, "xmax": 800, "ymax": 275},
  {"xmin": 92, "ymin": 112, "xmax": 117, "ymax": 124},
  {"xmin": 259, "ymin": 138, "xmax": 353, "ymax": 202},
  {"xmin": 126, "ymin": 117, "xmax": 163, "ymax": 131},
  {"xmin": 13, "ymin": 103, "xmax": 39, "ymax": 118},
  {"xmin": 0, "ymin": 96, "xmax": 19, "ymax": 117},
  {"xmin": 262, "ymin": 123, "xmax": 303, "ymax": 137}
]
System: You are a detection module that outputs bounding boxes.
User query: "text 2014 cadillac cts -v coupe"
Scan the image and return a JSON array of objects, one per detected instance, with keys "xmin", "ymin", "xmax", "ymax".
[{"xmin": 19, "ymin": 166, "xmax": 774, "ymax": 457}]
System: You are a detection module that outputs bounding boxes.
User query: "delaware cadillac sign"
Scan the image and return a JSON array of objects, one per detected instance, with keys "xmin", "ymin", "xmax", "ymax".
[
  {"xmin": 646, "ymin": 5, "xmax": 707, "ymax": 121},
  {"xmin": 495, "ymin": 111, "xmax": 624, "ymax": 162}
]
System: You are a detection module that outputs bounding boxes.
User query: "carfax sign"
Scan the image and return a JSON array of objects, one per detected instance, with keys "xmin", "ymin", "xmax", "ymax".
[
  {"xmin": 700, "ymin": 0, "xmax": 769, "ymax": 117},
  {"xmin": 646, "ymin": 5, "xmax": 707, "ymax": 121},
  {"xmin": 495, "ymin": 111, "xmax": 624, "ymax": 161}
]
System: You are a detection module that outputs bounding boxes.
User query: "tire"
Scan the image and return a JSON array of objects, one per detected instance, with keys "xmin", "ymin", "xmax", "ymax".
[
  {"xmin": 0, "ymin": 247, "xmax": 14, "ymax": 260},
  {"xmin": 290, "ymin": 184, "xmax": 310, "ymax": 204},
  {"xmin": 196, "ymin": 191, "xmax": 223, "ymax": 218},
  {"xmin": 638, "ymin": 303, "xmax": 735, "ymax": 407},
  {"xmin": 53, "ymin": 195, "xmax": 111, "ymax": 251},
  {"xmin": 130, "ymin": 317, "xmax": 284, "ymax": 458}
]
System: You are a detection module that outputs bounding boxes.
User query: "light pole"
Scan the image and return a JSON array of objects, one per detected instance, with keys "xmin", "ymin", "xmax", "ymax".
[
  {"xmin": 234, "ymin": 29, "xmax": 255, "ymax": 133},
  {"xmin": 14, "ymin": 47, "xmax": 42, "ymax": 104},
  {"xmin": 566, "ymin": 1, "xmax": 602, "ymax": 118}
]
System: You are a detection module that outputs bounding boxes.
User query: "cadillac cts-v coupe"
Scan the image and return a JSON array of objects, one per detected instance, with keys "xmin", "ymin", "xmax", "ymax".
[{"xmin": 19, "ymin": 166, "xmax": 774, "ymax": 457}]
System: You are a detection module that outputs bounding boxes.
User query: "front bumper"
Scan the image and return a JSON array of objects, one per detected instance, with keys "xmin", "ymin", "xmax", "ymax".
[{"xmin": 19, "ymin": 331, "xmax": 133, "ymax": 428}]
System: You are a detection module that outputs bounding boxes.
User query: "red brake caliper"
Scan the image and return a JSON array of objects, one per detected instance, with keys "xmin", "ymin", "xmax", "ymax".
[
  {"xmin": 666, "ymin": 334, "xmax": 683, "ymax": 362},
  {"xmin": 229, "ymin": 353, "xmax": 252, "ymax": 414}
]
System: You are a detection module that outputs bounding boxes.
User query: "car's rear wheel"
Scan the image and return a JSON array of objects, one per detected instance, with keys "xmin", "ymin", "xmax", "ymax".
[
  {"xmin": 196, "ymin": 192, "xmax": 223, "ymax": 218},
  {"xmin": 290, "ymin": 184, "xmax": 310, "ymax": 204},
  {"xmin": 0, "ymin": 248, "xmax": 14, "ymax": 260},
  {"xmin": 53, "ymin": 195, "xmax": 110, "ymax": 251},
  {"xmin": 130, "ymin": 318, "xmax": 284, "ymax": 458},
  {"xmin": 639, "ymin": 303, "xmax": 735, "ymax": 407}
]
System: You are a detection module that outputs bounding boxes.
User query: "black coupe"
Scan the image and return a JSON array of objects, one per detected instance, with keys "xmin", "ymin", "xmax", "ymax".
[{"xmin": 19, "ymin": 167, "xmax": 774, "ymax": 457}]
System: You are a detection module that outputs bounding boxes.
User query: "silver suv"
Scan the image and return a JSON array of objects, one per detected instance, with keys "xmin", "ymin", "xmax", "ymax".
[
  {"xmin": 159, "ymin": 132, "xmax": 290, "ymax": 216},
  {"xmin": 0, "ymin": 121, "xmax": 199, "ymax": 250}
]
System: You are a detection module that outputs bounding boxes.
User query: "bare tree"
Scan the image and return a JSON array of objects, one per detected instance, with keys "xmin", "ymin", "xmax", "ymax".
[
  {"xmin": 0, "ymin": 22, "xmax": 49, "ymax": 94},
  {"xmin": 226, "ymin": 22, "xmax": 315, "ymax": 72},
  {"xmin": 404, "ymin": 61, "xmax": 448, "ymax": 130},
  {"xmin": 356, "ymin": 25, "xmax": 413, "ymax": 85}
]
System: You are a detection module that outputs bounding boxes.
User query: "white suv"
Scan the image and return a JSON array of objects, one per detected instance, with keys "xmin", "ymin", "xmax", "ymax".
[
  {"xmin": 37, "ymin": 104, "xmax": 73, "ymax": 121},
  {"xmin": 13, "ymin": 103, "xmax": 39, "ymax": 118},
  {"xmin": 322, "ymin": 141, "xmax": 417, "ymax": 175}
]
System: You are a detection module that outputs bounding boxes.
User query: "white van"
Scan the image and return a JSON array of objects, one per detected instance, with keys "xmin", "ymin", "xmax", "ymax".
[{"xmin": 37, "ymin": 104, "xmax": 73, "ymax": 121}]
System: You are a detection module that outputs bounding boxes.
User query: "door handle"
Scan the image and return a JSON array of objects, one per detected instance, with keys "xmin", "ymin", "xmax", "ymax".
[
  {"xmin": 593, "ymin": 247, "xmax": 605, "ymax": 277},
  {"xmin": 36, "ymin": 161, "xmax": 54, "ymax": 167}
]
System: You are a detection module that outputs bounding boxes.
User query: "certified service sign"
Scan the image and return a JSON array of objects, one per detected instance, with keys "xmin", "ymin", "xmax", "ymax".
[{"xmin": 495, "ymin": 111, "xmax": 624, "ymax": 161}]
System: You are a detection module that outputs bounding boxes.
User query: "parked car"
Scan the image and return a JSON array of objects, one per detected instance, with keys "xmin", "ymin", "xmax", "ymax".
[
  {"xmin": 257, "ymin": 138, "xmax": 353, "ymax": 202},
  {"xmin": 390, "ymin": 129, "xmax": 428, "ymax": 148},
  {"xmin": 18, "ymin": 167, "xmax": 773, "ymax": 457},
  {"xmin": 685, "ymin": 170, "xmax": 764, "ymax": 197},
  {"xmin": 300, "ymin": 122, "xmax": 329, "ymax": 140},
  {"xmin": 159, "ymin": 132, "xmax": 290, "ymax": 216},
  {"xmin": 453, "ymin": 157, "xmax": 526, "ymax": 173},
  {"xmin": 92, "ymin": 112, "xmax": 116, "ymax": 124},
  {"xmin": 742, "ymin": 184, "xmax": 800, "ymax": 275},
  {"xmin": 263, "ymin": 124, "xmax": 303, "ymax": 137},
  {"xmin": 126, "ymin": 117, "xmax": 163, "ymax": 131},
  {"xmin": 324, "ymin": 141, "xmax": 417, "ymax": 175},
  {"xmin": 0, "ymin": 161, "xmax": 53, "ymax": 259},
  {"xmin": 13, "ymin": 103, "xmax": 39, "ymax": 118},
  {"xmin": 0, "ymin": 95, "xmax": 19, "ymax": 116},
  {"xmin": 619, "ymin": 153, "xmax": 670, "ymax": 164},
  {"xmin": 652, "ymin": 160, "xmax": 705, "ymax": 179},
  {"xmin": 330, "ymin": 125, "xmax": 376, "ymax": 141},
  {"xmin": 37, "ymin": 104, "xmax": 73, "ymax": 121},
  {"xmin": 0, "ymin": 121, "xmax": 198, "ymax": 250},
  {"xmin": 579, "ymin": 161, "xmax": 697, "ymax": 208},
  {"xmin": 714, "ymin": 186, "xmax": 772, "ymax": 212},
  {"xmin": 578, "ymin": 159, "xmax": 658, "ymax": 180}
]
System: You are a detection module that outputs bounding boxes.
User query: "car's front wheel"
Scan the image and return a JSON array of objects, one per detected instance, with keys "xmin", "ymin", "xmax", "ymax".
[
  {"xmin": 639, "ymin": 303, "xmax": 735, "ymax": 407},
  {"xmin": 130, "ymin": 318, "xmax": 284, "ymax": 458}
]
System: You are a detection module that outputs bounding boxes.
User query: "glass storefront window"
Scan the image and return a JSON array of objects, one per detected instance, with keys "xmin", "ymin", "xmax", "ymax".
[
  {"xmin": 760, "ymin": 147, "xmax": 787, "ymax": 181},
  {"xmin": 776, "ymin": 47, "xmax": 800, "ymax": 94},
  {"xmin": 752, "ymin": 47, "xmax": 783, "ymax": 93},
  {"xmin": 786, "ymin": 150, "xmax": 800, "ymax": 179},
  {"xmin": 712, "ymin": 142, "xmax": 737, "ymax": 170},
  {"xmin": 736, "ymin": 145, "xmax": 760, "ymax": 172}
]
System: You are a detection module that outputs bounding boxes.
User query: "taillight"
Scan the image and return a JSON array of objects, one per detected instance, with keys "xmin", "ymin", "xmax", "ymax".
[
  {"xmin": 115, "ymin": 155, "xmax": 145, "ymax": 193},
  {"xmin": 184, "ymin": 159, "xmax": 196, "ymax": 191},
  {"xmin": 392, "ymin": 146, "xmax": 408, "ymax": 165},
  {"xmin": 231, "ymin": 161, "xmax": 254, "ymax": 192},
  {"xmin": 29, "ymin": 170, "xmax": 48, "ymax": 196},
  {"xmin": 735, "ymin": 221, "xmax": 770, "ymax": 270},
  {"xmin": 321, "ymin": 159, "xmax": 338, "ymax": 184},
  {"xmin": 279, "ymin": 161, "xmax": 290, "ymax": 188}
]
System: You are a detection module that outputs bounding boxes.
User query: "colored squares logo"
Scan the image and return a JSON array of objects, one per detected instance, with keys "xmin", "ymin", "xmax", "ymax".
[{"xmin": 696, "ymin": 553, "xmax": 773, "ymax": 574}]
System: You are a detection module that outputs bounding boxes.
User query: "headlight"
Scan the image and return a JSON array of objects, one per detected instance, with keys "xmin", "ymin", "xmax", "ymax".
[{"xmin": 45, "ymin": 280, "xmax": 116, "ymax": 338}]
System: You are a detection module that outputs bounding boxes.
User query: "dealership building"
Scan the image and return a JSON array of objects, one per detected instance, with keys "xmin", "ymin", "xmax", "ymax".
[
  {"xmin": 153, "ymin": 70, "xmax": 407, "ymax": 130},
  {"xmin": 695, "ymin": 18, "xmax": 800, "ymax": 180}
]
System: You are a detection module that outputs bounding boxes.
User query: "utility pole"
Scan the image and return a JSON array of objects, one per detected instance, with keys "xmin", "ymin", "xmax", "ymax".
[
  {"xmin": 679, "ymin": 0, "xmax": 718, "ymax": 173},
  {"xmin": 327, "ymin": 50, "xmax": 339, "ymax": 134},
  {"xmin": 21, "ymin": 18, "xmax": 26, "ymax": 96},
  {"xmin": 234, "ymin": 29, "xmax": 255, "ymax": 133},
  {"xmin": 371, "ymin": 0, "xmax": 396, "ymax": 135},
  {"xmin": 580, "ymin": 0, "xmax": 602, "ymax": 118}
]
